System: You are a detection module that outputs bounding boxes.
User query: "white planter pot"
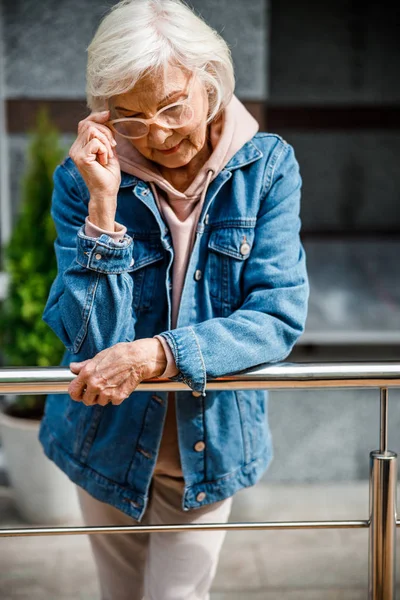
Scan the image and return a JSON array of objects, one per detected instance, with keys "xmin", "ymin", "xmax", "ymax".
[{"xmin": 0, "ymin": 403, "xmax": 81, "ymax": 524}]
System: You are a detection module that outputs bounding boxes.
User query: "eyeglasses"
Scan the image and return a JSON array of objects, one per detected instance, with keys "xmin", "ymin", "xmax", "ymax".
[{"xmin": 107, "ymin": 76, "xmax": 195, "ymax": 140}]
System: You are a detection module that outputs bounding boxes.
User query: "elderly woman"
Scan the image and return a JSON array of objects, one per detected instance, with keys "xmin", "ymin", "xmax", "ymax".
[{"xmin": 39, "ymin": 0, "xmax": 309, "ymax": 598}]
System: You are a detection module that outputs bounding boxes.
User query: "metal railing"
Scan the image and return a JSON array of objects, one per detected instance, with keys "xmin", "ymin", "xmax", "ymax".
[{"xmin": 0, "ymin": 362, "xmax": 399, "ymax": 600}]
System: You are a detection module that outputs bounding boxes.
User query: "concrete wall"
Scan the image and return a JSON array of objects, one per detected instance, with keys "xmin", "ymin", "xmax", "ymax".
[
  {"xmin": 287, "ymin": 131, "xmax": 400, "ymax": 232},
  {"xmin": 4, "ymin": 0, "xmax": 267, "ymax": 99},
  {"xmin": 269, "ymin": 0, "xmax": 400, "ymax": 233},
  {"xmin": 266, "ymin": 386, "xmax": 400, "ymax": 483},
  {"xmin": 270, "ymin": 0, "xmax": 400, "ymax": 105}
]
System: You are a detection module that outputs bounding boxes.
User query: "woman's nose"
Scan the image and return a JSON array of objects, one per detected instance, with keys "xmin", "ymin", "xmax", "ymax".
[{"xmin": 147, "ymin": 124, "xmax": 172, "ymax": 147}]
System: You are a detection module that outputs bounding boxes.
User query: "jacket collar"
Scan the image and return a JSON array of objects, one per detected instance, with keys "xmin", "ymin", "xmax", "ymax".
[
  {"xmin": 120, "ymin": 171, "xmax": 138, "ymax": 188},
  {"xmin": 224, "ymin": 139, "xmax": 263, "ymax": 170}
]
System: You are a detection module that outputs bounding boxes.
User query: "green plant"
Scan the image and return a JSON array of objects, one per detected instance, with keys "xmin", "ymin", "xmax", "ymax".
[{"xmin": 0, "ymin": 108, "xmax": 66, "ymax": 418}]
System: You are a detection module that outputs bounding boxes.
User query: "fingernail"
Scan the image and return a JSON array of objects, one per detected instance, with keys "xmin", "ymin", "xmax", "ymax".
[{"xmin": 112, "ymin": 139, "xmax": 117, "ymax": 146}]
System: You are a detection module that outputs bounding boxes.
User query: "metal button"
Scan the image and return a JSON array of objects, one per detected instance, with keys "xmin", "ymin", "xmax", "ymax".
[
  {"xmin": 194, "ymin": 441, "xmax": 205, "ymax": 452},
  {"xmin": 192, "ymin": 391, "xmax": 202, "ymax": 397},
  {"xmin": 194, "ymin": 269, "xmax": 202, "ymax": 281},
  {"xmin": 196, "ymin": 492, "xmax": 206, "ymax": 502},
  {"xmin": 204, "ymin": 214, "xmax": 209, "ymax": 225},
  {"xmin": 240, "ymin": 242, "xmax": 251, "ymax": 256},
  {"xmin": 130, "ymin": 258, "xmax": 135, "ymax": 267},
  {"xmin": 95, "ymin": 253, "xmax": 102, "ymax": 260}
]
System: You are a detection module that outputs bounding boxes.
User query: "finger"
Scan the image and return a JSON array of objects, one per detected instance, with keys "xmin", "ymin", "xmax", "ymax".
[
  {"xmin": 68, "ymin": 376, "xmax": 88, "ymax": 401},
  {"xmin": 85, "ymin": 128, "xmax": 114, "ymax": 158},
  {"xmin": 90, "ymin": 394, "xmax": 101, "ymax": 406},
  {"xmin": 97, "ymin": 395, "xmax": 112, "ymax": 407},
  {"xmin": 112, "ymin": 397, "xmax": 126, "ymax": 406},
  {"xmin": 89, "ymin": 110, "xmax": 111, "ymax": 122},
  {"xmin": 69, "ymin": 360, "xmax": 91, "ymax": 374},
  {"xmin": 81, "ymin": 386, "xmax": 100, "ymax": 406},
  {"xmin": 68, "ymin": 137, "xmax": 84, "ymax": 163},
  {"xmin": 83, "ymin": 127, "xmax": 114, "ymax": 159},
  {"xmin": 81, "ymin": 138, "xmax": 109, "ymax": 166},
  {"xmin": 83, "ymin": 121, "xmax": 117, "ymax": 148},
  {"xmin": 78, "ymin": 111, "xmax": 110, "ymax": 133},
  {"xmin": 97, "ymin": 387, "xmax": 125, "ymax": 406}
]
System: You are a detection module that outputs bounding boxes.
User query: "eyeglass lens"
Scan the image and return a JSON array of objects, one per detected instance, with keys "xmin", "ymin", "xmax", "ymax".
[{"xmin": 112, "ymin": 104, "xmax": 194, "ymax": 138}]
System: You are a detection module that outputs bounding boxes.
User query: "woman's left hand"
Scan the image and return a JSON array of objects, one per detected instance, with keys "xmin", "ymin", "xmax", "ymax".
[{"xmin": 68, "ymin": 339, "xmax": 167, "ymax": 406}]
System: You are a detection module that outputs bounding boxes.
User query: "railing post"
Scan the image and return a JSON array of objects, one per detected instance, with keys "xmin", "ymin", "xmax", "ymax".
[{"xmin": 369, "ymin": 388, "xmax": 397, "ymax": 600}]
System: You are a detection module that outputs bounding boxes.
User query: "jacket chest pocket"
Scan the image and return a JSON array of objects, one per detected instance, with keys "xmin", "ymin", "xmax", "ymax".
[
  {"xmin": 129, "ymin": 237, "xmax": 165, "ymax": 312},
  {"xmin": 207, "ymin": 226, "xmax": 255, "ymax": 316}
]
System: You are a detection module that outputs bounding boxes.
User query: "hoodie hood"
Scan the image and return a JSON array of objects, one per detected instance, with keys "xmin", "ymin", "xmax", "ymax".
[{"xmin": 116, "ymin": 94, "xmax": 259, "ymax": 202}]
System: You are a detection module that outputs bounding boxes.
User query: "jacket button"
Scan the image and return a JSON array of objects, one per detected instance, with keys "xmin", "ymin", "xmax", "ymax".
[
  {"xmin": 194, "ymin": 269, "xmax": 202, "ymax": 281},
  {"xmin": 194, "ymin": 441, "xmax": 205, "ymax": 452},
  {"xmin": 240, "ymin": 242, "xmax": 251, "ymax": 256},
  {"xmin": 204, "ymin": 214, "xmax": 209, "ymax": 225},
  {"xmin": 95, "ymin": 253, "xmax": 102, "ymax": 260},
  {"xmin": 192, "ymin": 391, "xmax": 202, "ymax": 397},
  {"xmin": 196, "ymin": 492, "xmax": 206, "ymax": 502},
  {"xmin": 130, "ymin": 258, "xmax": 135, "ymax": 267}
]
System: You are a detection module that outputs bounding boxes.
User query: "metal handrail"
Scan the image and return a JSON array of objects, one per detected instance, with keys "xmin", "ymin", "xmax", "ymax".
[
  {"xmin": 0, "ymin": 362, "xmax": 400, "ymax": 394},
  {"xmin": 0, "ymin": 362, "xmax": 399, "ymax": 600}
]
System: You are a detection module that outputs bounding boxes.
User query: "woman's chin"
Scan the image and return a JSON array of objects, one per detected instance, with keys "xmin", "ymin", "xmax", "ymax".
[{"xmin": 153, "ymin": 150, "xmax": 193, "ymax": 168}]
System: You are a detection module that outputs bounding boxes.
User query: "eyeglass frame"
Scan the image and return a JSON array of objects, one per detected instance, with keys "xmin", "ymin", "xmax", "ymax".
[{"xmin": 106, "ymin": 74, "xmax": 196, "ymax": 140}]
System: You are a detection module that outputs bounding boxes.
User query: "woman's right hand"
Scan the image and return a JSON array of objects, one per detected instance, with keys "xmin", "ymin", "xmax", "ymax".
[{"xmin": 69, "ymin": 111, "xmax": 121, "ymax": 229}]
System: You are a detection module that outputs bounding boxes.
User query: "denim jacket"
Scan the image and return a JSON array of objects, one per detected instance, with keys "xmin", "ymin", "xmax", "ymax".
[{"xmin": 39, "ymin": 133, "xmax": 309, "ymax": 521}]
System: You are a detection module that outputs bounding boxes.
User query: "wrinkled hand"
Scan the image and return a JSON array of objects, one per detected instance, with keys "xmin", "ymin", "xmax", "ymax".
[
  {"xmin": 68, "ymin": 110, "xmax": 121, "ymax": 231},
  {"xmin": 68, "ymin": 110, "xmax": 121, "ymax": 198},
  {"xmin": 68, "ymin": 339, "xmax": 167, "ymax": 407}
]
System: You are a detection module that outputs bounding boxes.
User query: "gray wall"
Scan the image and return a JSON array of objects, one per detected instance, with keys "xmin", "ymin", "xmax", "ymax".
[
  {"xmin": 4, "ymin": 0, "xmax": 267, "ymax": 100},
  {"xmin": 269, "ymin": 0, "xmax": 400, "ymax": 233},
  {"xmin": 266, "ymin": 387, "xmax": 400, "ymax": 483},
  {"xmin": 288, "ymin": 131, "xmax": 400, "ymax": 233},
  {"xmin": 270, "ymin": 0, "xmax": 400, "ymax": 105}
]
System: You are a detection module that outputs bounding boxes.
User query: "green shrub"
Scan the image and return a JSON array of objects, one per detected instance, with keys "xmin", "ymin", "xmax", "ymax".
[{"xmin": 0, "ymin": 108, "xmax": 66, "ymax": 417}]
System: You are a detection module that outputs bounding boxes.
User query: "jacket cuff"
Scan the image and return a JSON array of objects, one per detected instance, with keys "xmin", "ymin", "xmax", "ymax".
[
  {"xmin": 84, "ymin": 216, "xmax": 127, "ymax": 242},
  {"xmin": 157, "ymin": 327, "xmax": 206, "ymax": 395},
  {"xmin": 76, "ymin": 226, "xmax": 134, "ymax": 274},
  {"xmin": 154, "ymin": 335, "xmax": 179, "ymax": 378}
]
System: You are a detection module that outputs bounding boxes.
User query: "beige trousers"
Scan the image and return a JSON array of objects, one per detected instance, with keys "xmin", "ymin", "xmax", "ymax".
[{"xmin": 76, "ymin": 475, "xmax": 233, "ymax": 600}]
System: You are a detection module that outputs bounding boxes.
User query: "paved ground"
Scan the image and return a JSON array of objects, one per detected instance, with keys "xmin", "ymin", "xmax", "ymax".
[{"xmin": 1, "ymin": 481, "xmax": 399, "ymax": 599}]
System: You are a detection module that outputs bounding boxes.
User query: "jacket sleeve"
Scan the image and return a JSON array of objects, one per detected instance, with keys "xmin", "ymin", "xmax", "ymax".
[
  {"xmin": 42, "ymin": 161, "xmax": 136, "ymax": 359},
  {"xmin": 158, "ymin": 142, "xmax": 310, "ymax": 395}
]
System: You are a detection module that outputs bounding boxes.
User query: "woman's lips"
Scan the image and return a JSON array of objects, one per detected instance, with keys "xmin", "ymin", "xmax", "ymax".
[{"xmin": 157, "ymin": 141, "xmax": 183, "ymax": 155}]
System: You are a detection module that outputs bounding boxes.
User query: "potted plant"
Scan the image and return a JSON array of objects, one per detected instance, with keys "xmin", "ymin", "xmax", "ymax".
[{"xmin": 0, "ymin": 109, "xmax": 81, "ymax": 524}]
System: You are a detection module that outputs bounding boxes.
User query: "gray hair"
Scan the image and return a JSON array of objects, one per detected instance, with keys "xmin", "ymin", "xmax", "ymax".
[{"xmin": 86, "ymin": 0, "xmax": 235, "ymax": 122}]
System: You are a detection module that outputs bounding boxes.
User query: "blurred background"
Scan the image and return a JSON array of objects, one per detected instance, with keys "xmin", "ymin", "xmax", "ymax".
[{"xmin": 0, "ymin": 1, "xmax": 399, "ymax": 598}]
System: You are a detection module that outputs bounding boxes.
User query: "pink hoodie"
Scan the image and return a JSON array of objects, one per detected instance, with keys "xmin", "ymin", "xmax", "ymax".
[{"xmin": 85, "ymin": 95, "xmax": 259, "ymax": 477}]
